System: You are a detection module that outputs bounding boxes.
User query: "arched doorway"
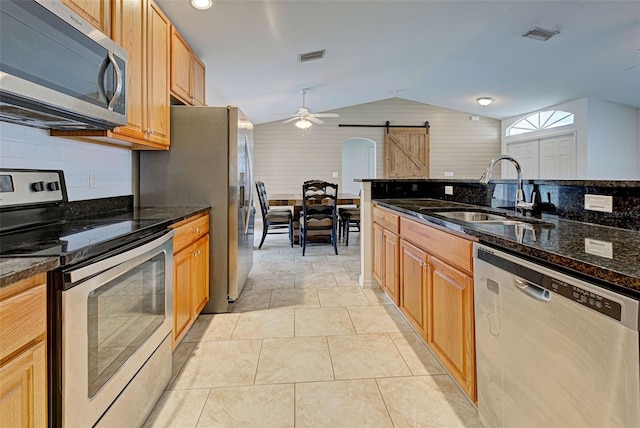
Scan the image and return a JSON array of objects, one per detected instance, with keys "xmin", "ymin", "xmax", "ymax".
[{"xmin": 341, "ymin": 138, "xmax": 376, "ymax": 194}]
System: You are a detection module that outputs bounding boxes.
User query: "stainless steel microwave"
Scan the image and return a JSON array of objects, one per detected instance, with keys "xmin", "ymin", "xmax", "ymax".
[{"xmin": 0, "ymin": 0, "xmax": 127, "ymax": 130}]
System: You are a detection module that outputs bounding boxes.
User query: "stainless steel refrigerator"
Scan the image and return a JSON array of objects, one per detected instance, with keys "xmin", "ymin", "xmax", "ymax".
[{"xmin": 139, "ymin": 106, "xmax": 254, "ymax": 313}]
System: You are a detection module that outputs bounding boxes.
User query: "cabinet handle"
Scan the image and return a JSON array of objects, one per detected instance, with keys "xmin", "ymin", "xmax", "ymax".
[
  {"xmin": 195, "ymin": 227, "xmax": 200, "ymax": 234},
  {"xmin": 194, "ymin": 249, "xmax": 200, "ymax": 256}
]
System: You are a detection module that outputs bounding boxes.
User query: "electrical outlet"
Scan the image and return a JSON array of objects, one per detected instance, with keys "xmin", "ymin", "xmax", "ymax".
[
  {"xmin": 444, "ymin": 171, "xmax": 454, "ymax": 177},
  {"xmin": 332, "ymin": 172, "xmax": 338, "ymax": 178},
  {"xmin": 89, "ymin": 170, "xmax": 97, "ymax": 188},
  {"xmin": 584, "ymin": 194, "xmax": 612, "ymax": 213},
  {"xmin": 445, "ymin": 186, "xmax": 454, "ymax": 195},
  {"xmin": 584, "ymin": 238, "xmax": 613, "ymax": 259}
]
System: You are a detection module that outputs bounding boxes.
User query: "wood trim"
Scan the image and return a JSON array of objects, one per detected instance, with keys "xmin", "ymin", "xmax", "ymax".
[
  {"xmin": 372, "ymin": 205, "xmax": 400, "ymax": 234},
  {"xmin": 171, "ymin": 212, "xmax": 210, "ymax": 252},
  {"xmin": 0, "ymin": 275, "xmax": 46, "ymax": 364},
  {"xmin": 400, "ymin": 217, "xmax": 473, "ymax": 273}
]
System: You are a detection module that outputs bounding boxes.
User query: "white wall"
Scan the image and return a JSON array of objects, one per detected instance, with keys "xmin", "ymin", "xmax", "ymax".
[
  {"xmin": 587, "ymin": 98, "xmax": 639, "ymax": 179},
  {"xmin": 254, "ymin": 98, "xmax": 501, "ymax": 195},
  {"xmin": 0, "ymin": 122, "xmax": 133, "ymax": 201}
]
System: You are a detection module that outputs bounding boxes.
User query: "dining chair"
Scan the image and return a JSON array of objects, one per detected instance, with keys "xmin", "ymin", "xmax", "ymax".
[
  {"xmin": 255, "ymin": 181, "xmax": 293, "ymax": 248},
  {"xmin": 338, "ymin": 207, "xmax": 360, "ymax": 246},
  {"xmin": 300, "ymin": 180, "xmax": 338, "ymax": 256}
]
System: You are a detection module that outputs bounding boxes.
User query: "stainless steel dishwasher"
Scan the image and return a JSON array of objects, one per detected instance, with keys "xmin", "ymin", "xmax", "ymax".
[{"xmin": 474, "ymin": 243, "xmax": 640, "ymax": 428}]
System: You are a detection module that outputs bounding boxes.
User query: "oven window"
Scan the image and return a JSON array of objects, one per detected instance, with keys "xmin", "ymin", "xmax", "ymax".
[{"xmin": 87, "ymin": 252, "xmax": 165, "ymax": 397}]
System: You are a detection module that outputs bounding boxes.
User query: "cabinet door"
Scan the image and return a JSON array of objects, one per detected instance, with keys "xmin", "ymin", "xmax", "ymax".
[
  {"xmin": 382, "ymin": 229, "xmax": 400, "ymax": 305},
  {"xmin": 191, "ymin": 235, "xmax": 210, "ymax": 316},
  {"xmin": 111, "ymin": 0, "xmax": 147, "ymax": 141},
  {"xmin": 173, "ymin": 247, "xmax": 192, "ymax": 347},
  {"xmin": 192, "ymin": 55, "xmax": 206, "ymax": 106},
  {"xmin": 427, "ymin": 255, "xmax": 476, "ymax": 401},
  {"xmin": 170, "ymin": 28, "xmax": 193, "ymax": 105},
  {"xmin": 146, "ymin": 0, "xmax": 170, "ymax": 145},
  {"xmin": 0, "ymin": 341, "xmax": 47, "ymax": 428},
  {"xmin": 372, "ymin": 223, "xmax": 384, "ymax": 286},
  {"xmin": 61, "ymin": 0, "xmax": 111, "ymax": 35},
  {"xmin": 400, "ymin": 239, "xmax": 428, "ymax": 338}
]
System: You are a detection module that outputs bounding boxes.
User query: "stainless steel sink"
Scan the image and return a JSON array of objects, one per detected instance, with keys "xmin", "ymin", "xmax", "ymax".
[{"xmin": 434, "ymin": 211, "xmax": 510, "ymax": 222}]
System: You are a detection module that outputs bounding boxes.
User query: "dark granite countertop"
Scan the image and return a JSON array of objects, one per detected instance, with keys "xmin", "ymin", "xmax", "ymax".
[
  {"xmin": 375, "ymin": 198, "xmax": 640, "ymax": 297},
  {"xmin": 0, "ymin": 206, "xmax": 209, "ymax": 287},
  {"xmin": 132, "ymin": 206, "xmax": 210, "ymax": 224},
  {"xmin": 0, "ymin": 257, "xmax": 60, "ymax": 288}
]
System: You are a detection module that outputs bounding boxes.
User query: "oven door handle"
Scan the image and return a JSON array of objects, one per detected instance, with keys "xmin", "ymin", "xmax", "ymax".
[{"xmin": 65, "ymin": 230, "xmax": 174, "ymax": 283}]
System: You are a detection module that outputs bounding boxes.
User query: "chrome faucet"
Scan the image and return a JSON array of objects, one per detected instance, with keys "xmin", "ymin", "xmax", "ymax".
[{"xmin": 479, "ymin": 155, "xmax": 535, "ymax": 214}]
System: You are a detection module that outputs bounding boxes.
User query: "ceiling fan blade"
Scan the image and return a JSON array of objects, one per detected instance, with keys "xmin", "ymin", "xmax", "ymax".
[
  {"xmin": 282, "ymin": 117, "xmax": 299, "ymax": 124},
  {"xmin": 308, "ymin": 117, "xmax": 325, "ymax": 124},
  {"xmin": 312, "ymin": 113, "xmax": 339, "ymax": 118}
]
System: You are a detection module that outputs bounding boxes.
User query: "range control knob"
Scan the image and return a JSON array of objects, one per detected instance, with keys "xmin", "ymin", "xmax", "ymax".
[
  {"xmin": 47, "ymin": 181, "xmax": 60, "ymax": 191},
  {"xmin": 31, "ymin": 181, "xmax": 45, "ymax": 192}
]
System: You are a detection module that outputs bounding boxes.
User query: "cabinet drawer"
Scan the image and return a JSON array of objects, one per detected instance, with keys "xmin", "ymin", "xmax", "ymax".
[
  {"xmin": 0, "ymin": 275, "xmax": 46, "ymax": 362},
  {"xmin": 373, "ymin": 206, "xmax": 400, "ymax": 233},
  {"xmin": 400, "ymin": 217, "xmax": 473, "ymax": 272},
  {"xmin": 171, "ymin": 213, "xmax": 210, "ymax": 252}
]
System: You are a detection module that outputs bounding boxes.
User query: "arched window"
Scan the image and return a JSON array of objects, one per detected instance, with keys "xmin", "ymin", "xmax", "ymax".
[{"xmin": 506, "ymin": 110, "xmax": 574, "ymax": 136}]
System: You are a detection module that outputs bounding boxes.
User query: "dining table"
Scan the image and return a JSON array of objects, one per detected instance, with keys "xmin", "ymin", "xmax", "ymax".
[{"xmin": 268, "ymin": 192, "xmax": 360, "ymax": 244}]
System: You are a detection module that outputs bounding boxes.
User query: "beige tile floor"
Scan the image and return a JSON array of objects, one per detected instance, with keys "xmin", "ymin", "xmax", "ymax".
[{"xmin": 143, "ymin": 226, "xmax": 482, "ymax": 427}]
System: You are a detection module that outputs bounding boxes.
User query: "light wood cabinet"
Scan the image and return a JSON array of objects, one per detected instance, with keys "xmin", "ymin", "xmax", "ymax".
[
  {"xmin": 61, "ymin": 0, "xmax": 111, "ymax": 36},
  {"xmin": 191, "ymin": 55, "xmax": 206, "ymax": 106},
  {"xmin": 170, "ymin": 213, "xmax": 210, "ymax": 349},
  {"xmin": 377, "ymin": 208, "xmax": 477, "ymax": 402},
  {"xmin": 372, "ymin": 206, "xmax": 400, "ymax": 305},
  {"xmin": 427, "ymin": 255, "xmax": 476, "ymax": 401},
  {"xmin": 400, "ymin": 217, "xmax": 476, "ymax": 401},
  {"xmin": 146, "ymin": 0, "xmax": 171, "ymax": 145},
  {"xmin": 52, "ymin": 0, "xmax": 171, "ymax": 150},
  {"xmin": 0, "ymin": 274, "xmax": 47, "ymax": 427},
  {"xmin": 372, "ymin": 222, "xmax": 384, "ymax": 286},
  {"xmin": 170, "ymin": 27, "xmax": 206, "ymax": 106},
  {"xmin": 382, "ymin": 229, "xmax": 400, "ymax": 305},
  {"xmin": 399, "ymin": 239, "xmax": 428, "ymax": 337}
]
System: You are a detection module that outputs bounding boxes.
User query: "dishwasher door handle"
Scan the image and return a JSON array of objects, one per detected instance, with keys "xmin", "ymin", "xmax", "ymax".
[{"xmin": 513, "ymin": 278, "xmax": 551, "ymax": 302}]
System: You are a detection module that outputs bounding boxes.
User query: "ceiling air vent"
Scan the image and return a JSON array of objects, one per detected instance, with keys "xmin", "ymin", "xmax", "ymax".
[
  {"xmin": 522, "ymin": 27, "xmax": 560, "ymax": 41},
  {"xmin": 299, "ymin": 50, "xmax": 325, "ymax": 62}
]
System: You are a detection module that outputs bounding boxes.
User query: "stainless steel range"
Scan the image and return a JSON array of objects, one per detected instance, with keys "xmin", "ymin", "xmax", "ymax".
[{"xmin": 0, "ymin": 168, "xmax": 173, "ymax": 427}]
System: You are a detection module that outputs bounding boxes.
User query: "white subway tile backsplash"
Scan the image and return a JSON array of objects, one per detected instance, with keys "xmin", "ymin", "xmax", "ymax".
[
  {"xmin": 10, "ymin": 141, "xmax": 39, "ymax": 159},
  {"xmin": 0, "ymin": 122, "xmax": 27, "ymax": 142},
  {"xmin": 0, "ymin": 122, "xmax": 132, "ymax": 201}
]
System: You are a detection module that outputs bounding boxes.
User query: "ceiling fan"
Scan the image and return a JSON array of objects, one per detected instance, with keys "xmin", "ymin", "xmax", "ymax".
[{"xmin": 282, "ymin": 89, "xmax": 338, "ymax": 129}]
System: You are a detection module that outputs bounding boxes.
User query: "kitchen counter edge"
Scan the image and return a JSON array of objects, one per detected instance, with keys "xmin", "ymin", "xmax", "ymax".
[
  {"xmin": 0, "ymin": 206, "xmax": 210, "ymax": 287},
  {"xmin": 374, "ymin": 200, "xmax": 640, "ymax": 297}
]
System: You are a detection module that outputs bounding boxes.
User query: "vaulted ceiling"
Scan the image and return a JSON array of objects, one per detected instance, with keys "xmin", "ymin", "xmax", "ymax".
[{"xmin": 156, "ymin": 0, "xmax": 640, "ymax": 125}]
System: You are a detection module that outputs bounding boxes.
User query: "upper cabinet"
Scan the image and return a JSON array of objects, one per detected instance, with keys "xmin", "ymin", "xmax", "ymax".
[
  {"xmin": 170, "ymin": 27, "xmax": 206, "ymax": 106},
  {"xmin": 51, "ymin": 0, "xmax": 172, "ymax": 150},
  {"xmin": 60, "ymin": 0, "xmax": 111, "ymax": 36}
]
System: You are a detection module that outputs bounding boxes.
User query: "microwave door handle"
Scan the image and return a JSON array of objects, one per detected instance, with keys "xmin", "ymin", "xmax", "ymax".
[{"xmin": 98, "ymin": 52, "xmax": 123, "ymax": 111}]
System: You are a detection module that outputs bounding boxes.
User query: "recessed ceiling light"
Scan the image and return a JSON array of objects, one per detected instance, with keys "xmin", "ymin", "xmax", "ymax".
[
  {"xmin": 477, "ymin": 97, "xmax": 494, "ymax": 106},
  {"xmin": 191, "ymin": 0, "xmax": 212, "ymax": 10},
  {"xmin": 390, "ymin": 89, "xmax": 405, "ymax": 94}
]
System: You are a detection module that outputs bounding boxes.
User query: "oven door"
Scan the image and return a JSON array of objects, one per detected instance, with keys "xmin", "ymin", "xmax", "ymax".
[{"xmin": 60, "ymin": 231, "xmax": 173, "ymax": 428}]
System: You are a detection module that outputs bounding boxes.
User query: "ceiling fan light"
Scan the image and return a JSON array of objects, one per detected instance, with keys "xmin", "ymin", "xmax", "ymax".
[
  {"xmin": 295, "ymin": 119, "xmax": 312, "ymax": 130},
  {"xmin": 191, "ymin": 0, "xmax": 212, "ymax": 10},
  {"xmin": 477, "ymin": 97, "xmax": 494, "ymax": 106}
]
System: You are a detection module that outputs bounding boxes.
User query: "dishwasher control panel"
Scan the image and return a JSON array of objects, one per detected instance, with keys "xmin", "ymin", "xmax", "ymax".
[
  {"xmin": 477, "ymin": 247, "xmax": 625, "ymax": 323},
  {"xmin": 548, "ymin": 278, "xmax": 622, "ymax": 322}
]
